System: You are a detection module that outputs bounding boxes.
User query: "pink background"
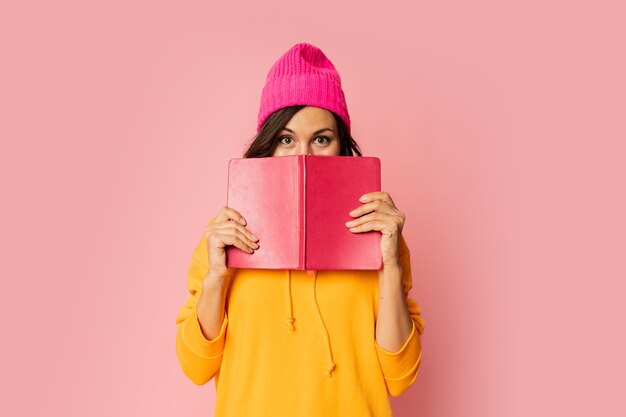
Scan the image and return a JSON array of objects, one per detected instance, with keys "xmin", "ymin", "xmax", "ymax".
[{"xmin": 1, "ymin": 1, "xmax": 624, "ymax": 416}]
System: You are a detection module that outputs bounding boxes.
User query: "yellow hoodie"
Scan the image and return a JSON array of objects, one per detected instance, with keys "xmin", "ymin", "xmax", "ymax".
[{"xmin": 175, "ymin": 219, "xmax": 425, "ymax": 416}]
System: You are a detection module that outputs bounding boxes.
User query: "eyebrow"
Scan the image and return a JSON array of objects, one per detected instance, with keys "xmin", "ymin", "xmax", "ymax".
[{"xmin": 280, "ymin": 127, "xmax": 336, "ymax": 135}]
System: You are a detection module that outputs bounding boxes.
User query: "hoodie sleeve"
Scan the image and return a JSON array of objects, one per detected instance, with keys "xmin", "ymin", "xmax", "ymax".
[
  {"xmin": 175, "ymin": 218, "xmax": 228, "ymax": 385},
  {"xmin": 375, "ymin": 233, "xmax": 425, "ymax": 397}
]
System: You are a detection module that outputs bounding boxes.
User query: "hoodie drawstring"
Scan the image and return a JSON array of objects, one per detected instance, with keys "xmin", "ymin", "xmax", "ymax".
[
  {"xmin": 286, "ymin": 270, "xmax": 295, "ymax": 330},
  {"xmin": 312, "ymin": 270, "xmax": 336, "ymax": 377},
  {"xmin": 285, "ymin": 269, "xmax": 336, "ymax": 377}
]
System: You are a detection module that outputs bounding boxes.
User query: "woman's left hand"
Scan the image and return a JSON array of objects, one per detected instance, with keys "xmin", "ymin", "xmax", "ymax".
[{"xmin": 345, "ymin": 191, "xmax": 405, "ymax": 267}]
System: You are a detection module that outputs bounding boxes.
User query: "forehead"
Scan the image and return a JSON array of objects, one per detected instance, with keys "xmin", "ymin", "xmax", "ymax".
[{"xmin": 282, "ymin": 106, "xmax": 336, "ymax": 131}]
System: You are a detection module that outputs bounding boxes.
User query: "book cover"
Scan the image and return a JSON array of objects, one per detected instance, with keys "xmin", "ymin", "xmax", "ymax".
[{"xmin": 225, "ymin": 155, "xmax": 382, "ymax": 270}]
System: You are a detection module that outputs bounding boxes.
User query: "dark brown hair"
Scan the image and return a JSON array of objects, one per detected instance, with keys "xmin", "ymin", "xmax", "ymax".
[{"xmin": 243, "ymin": 105, "xmax": 363, "ymax": 158}]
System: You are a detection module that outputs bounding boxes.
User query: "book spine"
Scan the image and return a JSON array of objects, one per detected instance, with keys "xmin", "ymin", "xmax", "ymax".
[{"xmin": 298, "ymin": 155, "xmax": 306, "ymax": 269}]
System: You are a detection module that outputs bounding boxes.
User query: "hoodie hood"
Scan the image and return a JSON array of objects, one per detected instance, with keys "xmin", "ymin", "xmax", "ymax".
[{"xmin": 285, "ymin": 269, "xmax": 336, "ymax": 377}]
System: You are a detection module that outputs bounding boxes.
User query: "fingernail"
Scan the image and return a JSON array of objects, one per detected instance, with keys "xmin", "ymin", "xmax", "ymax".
[
  {"xmin": 345, "ymin": 220, "xmax": 354, "ymax": 226},
  {"xmin": 359, "ymin": 195, "xmax": 368, "ymax": 202},
  {"xmin": 349, "ymin": 210, "xmax": 357, "ymax": 216},
  {"xmin": 251, "ymin": 234, "xmax": 259, "ymax": 241},
  {"xmin": 239, "ymin": 218, "xmax": 247, "ymax": 225}
]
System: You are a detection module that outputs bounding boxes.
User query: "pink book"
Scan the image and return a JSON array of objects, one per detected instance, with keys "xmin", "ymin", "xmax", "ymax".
[{"xmin": 225, "ymin": 155, "xmax": 382, "ymax": 270}]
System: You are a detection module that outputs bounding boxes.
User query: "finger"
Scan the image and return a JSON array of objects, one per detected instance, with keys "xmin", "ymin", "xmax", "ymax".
[
  {"xmin": 214, "ymin": 206, "xmax": 248, "ymax": 226},
  {"xmin": 211, "ymin": 220, "xmax": 259, "ymax": 243},
  {"xmin": 347, "ymin": 220, "xmax": 384, "ymax": 233},
  {"xmin": 213, "ymin": 232, "xmax": 257, "ymax": 254},
  {"xmin": 345, "ymin": 212, "xmax": 390, "ymax": 229},
  {"xmin": 227, "ymin": 228, "xmax": 260, "ymax": 251},
  {"xmin": 359, "ymin": 191, "xmax": 395, "ymax": 207},
  {"xmin": 348, "ymin": 219, "xmax": 399, "ymax": 234},
  {"xmin": 214, "ymin": 227, "xmax": 259, "ymax": 251},
  {"xmin": 349, "ymin": 200, "xmax": 398, "ymax": 218}
]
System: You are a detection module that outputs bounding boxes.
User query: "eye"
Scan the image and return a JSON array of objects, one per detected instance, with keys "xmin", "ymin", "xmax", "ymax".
[
  {"xmin": 314, "ymin": 136, "xmax": 330, "ymax": 144},
  {"xmin": 278, "ymin": 136, "xmax": 293, "ymax": 145}
]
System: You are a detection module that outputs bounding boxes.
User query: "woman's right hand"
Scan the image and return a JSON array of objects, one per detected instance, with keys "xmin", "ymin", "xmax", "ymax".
[{"xmin": 203, "ymin": 206, "xmax": 260, "ymax": 280}]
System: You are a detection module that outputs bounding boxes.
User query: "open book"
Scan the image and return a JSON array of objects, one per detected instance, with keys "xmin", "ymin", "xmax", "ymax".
[{"xmin": 225, "ymin": 155, "xmax": 382, "ymax": 270}]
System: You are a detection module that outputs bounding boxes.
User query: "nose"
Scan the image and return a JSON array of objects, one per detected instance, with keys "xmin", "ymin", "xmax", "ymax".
[{"xmin": 295, "ymin": 143, "xmax": 312, "ymax": 155}]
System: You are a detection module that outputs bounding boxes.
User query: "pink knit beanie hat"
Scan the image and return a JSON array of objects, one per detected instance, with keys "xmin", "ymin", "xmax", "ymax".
[{"xmin": 257, "ymin": 42, "xmax": 351, "ymax": 133}]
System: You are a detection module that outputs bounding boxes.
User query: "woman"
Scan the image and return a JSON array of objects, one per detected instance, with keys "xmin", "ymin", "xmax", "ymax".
[{"xmin": 175, "ymin": 42, "xmax": 425, "ymax": 416}]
